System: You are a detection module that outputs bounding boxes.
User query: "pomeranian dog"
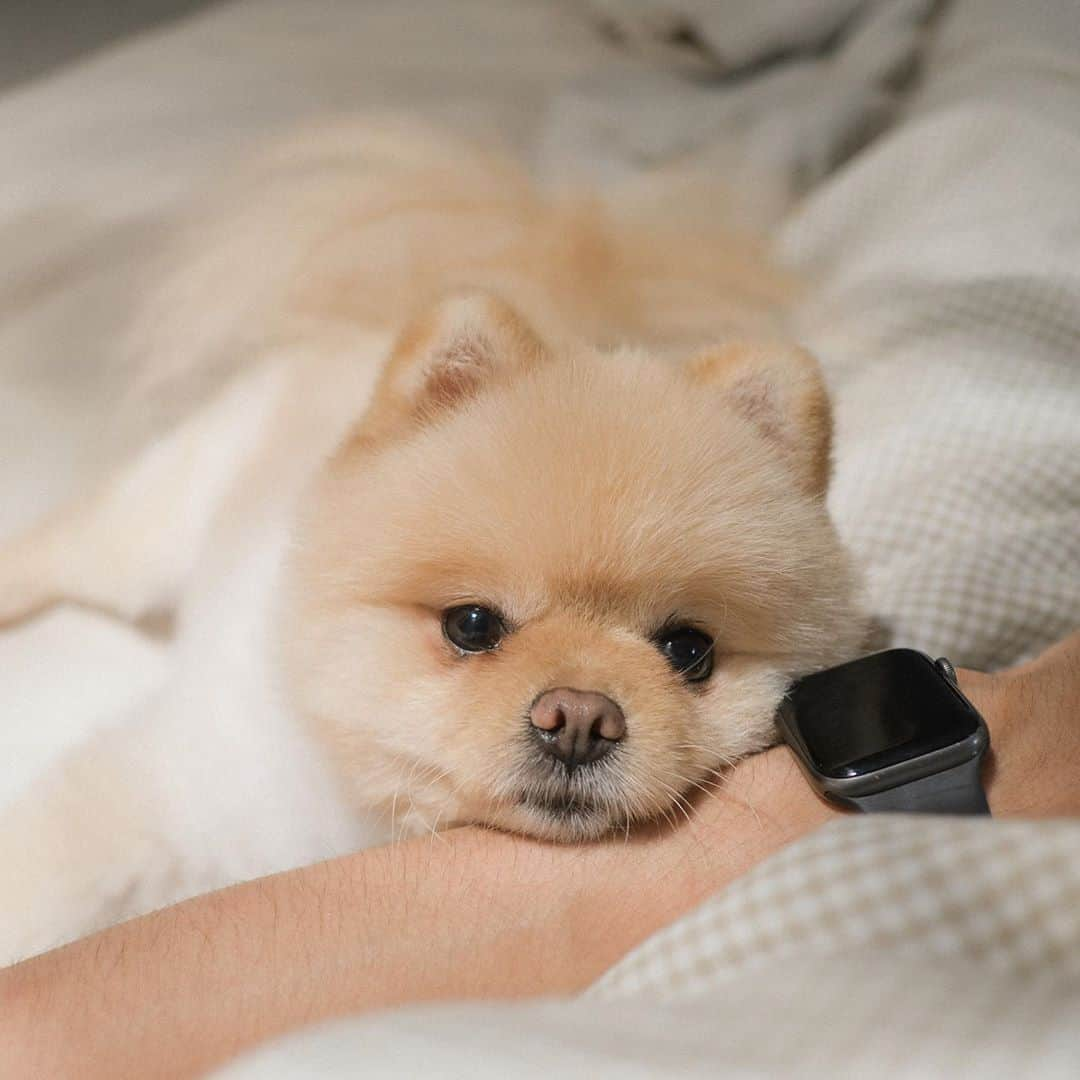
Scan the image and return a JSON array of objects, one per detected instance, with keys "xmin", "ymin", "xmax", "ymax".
[{"xmin": 0, "ymin": 121, "xmax": 865, "ymax": 962}]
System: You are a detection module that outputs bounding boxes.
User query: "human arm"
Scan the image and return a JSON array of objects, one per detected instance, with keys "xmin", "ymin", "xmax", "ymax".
[
  {"xmin": 0, "ymin": 746, "xmax": 830, "ymax": 1080},
  {"xmin": 2, "ymin": 632, "xmax": 1078, "ymax": 1079}
]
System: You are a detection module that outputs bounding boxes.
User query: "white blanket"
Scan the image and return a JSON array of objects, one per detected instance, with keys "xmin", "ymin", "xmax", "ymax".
[{"xmin": 561, "ymin": 0, "xmax": 1080, "ymax": 667}]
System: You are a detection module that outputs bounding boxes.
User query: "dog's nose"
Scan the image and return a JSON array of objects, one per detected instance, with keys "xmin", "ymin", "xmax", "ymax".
[{"xmin": 529, "ymin": 688, "xmax": 625, "ymax": 770}]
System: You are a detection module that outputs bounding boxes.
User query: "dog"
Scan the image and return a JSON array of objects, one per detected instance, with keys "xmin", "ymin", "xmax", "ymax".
[{"xmin": 0, "ymin": 121, "xmax": 865, "ymax": 962}]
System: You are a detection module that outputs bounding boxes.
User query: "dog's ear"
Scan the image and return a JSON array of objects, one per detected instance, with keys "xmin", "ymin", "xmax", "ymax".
[
  {"xmin": 362, "ymin": 293, "xmax": 548, "ymax": 439},
  {"xmin": 686, "ymin": 343, "xmax": 833, "ymax": 498}
]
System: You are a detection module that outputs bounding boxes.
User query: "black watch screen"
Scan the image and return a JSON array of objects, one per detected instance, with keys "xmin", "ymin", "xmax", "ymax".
[{"xmin": 786, "ymin": 649, "xmax": 982, "ymax": 780}]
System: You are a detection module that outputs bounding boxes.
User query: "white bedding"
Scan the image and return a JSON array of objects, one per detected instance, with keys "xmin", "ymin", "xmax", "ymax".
[{"xmin": 2, "ymin": 0, "xmax": 1079, "ymax": 1074}]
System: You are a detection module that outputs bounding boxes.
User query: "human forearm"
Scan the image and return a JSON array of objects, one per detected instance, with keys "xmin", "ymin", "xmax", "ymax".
[
  {"xmin": 0, "ymin": 828, "xmax": 600, "ymax": 1079},
  {"xmin": 5, "ymin": 632, "xmax": 1076, "ymax": 1079},
  {"xmin": 958, "ymin": 631, "xmax": 1080, "ymax": 818},
  {"xmin": 0, "ymin": 745, "xmax": 832, "ymax": 1080}
]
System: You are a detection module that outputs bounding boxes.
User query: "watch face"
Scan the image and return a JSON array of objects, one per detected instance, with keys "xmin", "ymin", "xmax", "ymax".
[{"xmin": 787, "ymin": 650, "xmax": 982, "ymax": 780}]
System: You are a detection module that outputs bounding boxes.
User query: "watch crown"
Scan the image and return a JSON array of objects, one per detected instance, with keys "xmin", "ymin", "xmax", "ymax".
[{"xmin": 935, "ymin": 657, "xmax": 958, "ymax": 686}]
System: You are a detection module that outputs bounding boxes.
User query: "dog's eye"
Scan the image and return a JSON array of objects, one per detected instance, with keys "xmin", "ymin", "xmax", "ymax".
[
  {"xmin": 443, "ymin": 605, "xmax": 504, "ymax": 652},
  {"xmin": 655, "ymin": 626, "xmax": 714, "ymax": 682}
]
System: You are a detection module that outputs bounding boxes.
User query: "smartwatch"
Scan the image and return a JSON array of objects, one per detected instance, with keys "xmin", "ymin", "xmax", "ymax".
[{"xmin": 777, "ymin": 649, "xmax": 990, "ymax": 815}]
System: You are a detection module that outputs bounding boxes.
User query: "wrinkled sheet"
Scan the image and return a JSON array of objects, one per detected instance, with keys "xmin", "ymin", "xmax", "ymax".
[{"xmin": 561, "ymin": 0, "xmax": 1080, "ymax": 666}]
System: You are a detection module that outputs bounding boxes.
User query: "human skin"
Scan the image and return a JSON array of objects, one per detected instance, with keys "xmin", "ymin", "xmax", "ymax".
[{"xmin": 2, "ymin": 631, "xmax": 1078, "ymax": 1080}]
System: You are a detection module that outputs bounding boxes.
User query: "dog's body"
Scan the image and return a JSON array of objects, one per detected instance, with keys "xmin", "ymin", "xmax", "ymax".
[{"xmin": 0, "ymin": 122, "xmax": 865, "ymax": 962}]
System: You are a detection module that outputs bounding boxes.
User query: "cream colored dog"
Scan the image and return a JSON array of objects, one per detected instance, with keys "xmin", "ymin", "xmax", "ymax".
[{"xmin": 0, "ymin": 122, "xmax": 865, "ymax": 962}]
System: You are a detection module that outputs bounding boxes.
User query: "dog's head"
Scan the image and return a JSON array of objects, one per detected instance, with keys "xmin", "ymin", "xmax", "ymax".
[{"xmin": 280, "ymin": 294, "xmax": 864, "ymax": 839}]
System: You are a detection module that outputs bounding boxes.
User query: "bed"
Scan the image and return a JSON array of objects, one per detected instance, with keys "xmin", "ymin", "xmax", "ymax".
[{"xmin": 2, "ymin": 0, "xmax": 1078, "ymax": 1074}]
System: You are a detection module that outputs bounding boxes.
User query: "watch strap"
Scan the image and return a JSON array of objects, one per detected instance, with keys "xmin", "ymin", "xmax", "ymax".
[{"xmin": 848, "ymin": 756, "xmax": 990, "ymax": 815}]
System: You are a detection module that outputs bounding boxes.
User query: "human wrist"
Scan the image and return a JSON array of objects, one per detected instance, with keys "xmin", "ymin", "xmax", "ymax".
[
  {"xmin": 956, "ymin": 632, "xmax": 1080, "ymax": 819},
  {"xmin": 956, "ymin": 666, "xmax": 1021, "ymax": 815},
  {"xmin": 478, "ymin": 636, "xmax": 1080, "ymax": 995},
  {"xmin": 568, "ymin": 743, "xmax": 839, "ymax": 975}
]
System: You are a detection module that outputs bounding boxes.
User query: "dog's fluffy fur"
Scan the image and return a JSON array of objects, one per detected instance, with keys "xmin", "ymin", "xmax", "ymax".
[{"xmin": 0, "ymin": 121, "xmax": 865, "ymax": 962}]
